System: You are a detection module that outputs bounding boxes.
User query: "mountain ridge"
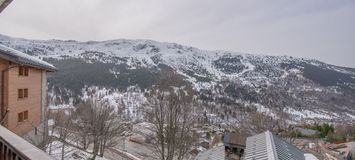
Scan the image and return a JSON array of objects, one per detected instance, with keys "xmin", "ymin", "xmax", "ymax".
[
  {"xmin": 0, "ymin": 33, "xmax": 354, "ymax": 124},
  {"xmin": 0, "ymin": 33, "xmax": 329, "ymax": 64}
]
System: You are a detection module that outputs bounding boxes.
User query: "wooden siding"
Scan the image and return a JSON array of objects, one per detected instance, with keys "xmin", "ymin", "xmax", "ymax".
[
  {"xmin": 0, "ymin": 59, "xmax": 44, "ymax": 136},
  {"xmin": 0, "ymin": 59, "xmax": 8, "ymax": 116}
]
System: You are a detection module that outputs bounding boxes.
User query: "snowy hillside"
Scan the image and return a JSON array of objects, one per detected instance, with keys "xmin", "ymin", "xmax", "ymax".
[{"xmin": 1, "ymin": 34, "xmax": 355, "ymax": 123}]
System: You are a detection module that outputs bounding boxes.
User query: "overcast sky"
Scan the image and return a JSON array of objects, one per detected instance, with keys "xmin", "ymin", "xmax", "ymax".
[{"xmin": 0, "ymin": 0, "xmax": 354, "ymax": 67}]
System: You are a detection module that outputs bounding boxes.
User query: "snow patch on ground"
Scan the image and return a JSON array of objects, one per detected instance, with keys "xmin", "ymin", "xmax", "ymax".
[
  {"xmin": 254, "ymin": 103, "xmax": 277, "ymax": 118},
  {"xmin": 346, "ymin": 113, "xmax": 355, "ymax": 119},
  {"xmin": 133, "ymin": 122, "xmax": 155, "ymax": 137},
  {"xmin": 48, "ymin": 104, "xmax": 74, "ymax": 110},
  {"xmin": 47, "ymin": 141, "xmax": 108, "ymax": 160},
  {"xmin": 52, "ymin": 86, "xmax": 147, "ymax": 121},
  {"xmin": 283, "ymin": 107, "xmax": 337, "ymax": 120}
]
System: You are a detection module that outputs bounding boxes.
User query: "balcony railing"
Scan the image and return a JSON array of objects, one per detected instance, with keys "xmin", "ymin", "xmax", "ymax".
[{"xmin": 0, "ymin": 125, "xmax": 53, "ymax": 160}]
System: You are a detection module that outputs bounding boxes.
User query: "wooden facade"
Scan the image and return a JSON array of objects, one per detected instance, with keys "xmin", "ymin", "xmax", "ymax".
[
  {"xmin": 224, "ymin": 132, "xmax": 246, "ymax": 160},
  {"xmin": 0, "ymin": 60, "xmax": 47, "ymax": 135},
  {"xmin": 0, "ymin": 45, "xmax": 56, "ymax": 136}
]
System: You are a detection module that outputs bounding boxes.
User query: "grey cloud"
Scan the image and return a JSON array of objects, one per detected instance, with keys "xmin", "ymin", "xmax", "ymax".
[{"xmin": 0, "ymin": 0, "xmax": 354, "ymax": 67}]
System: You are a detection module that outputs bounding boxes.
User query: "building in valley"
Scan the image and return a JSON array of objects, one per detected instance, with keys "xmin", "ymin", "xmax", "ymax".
[
  {"xmin": 224, "ymin": 132, "xmax": 246, "ymax": 160},
  {"xmin": 244, "ymin": 131, "xmax": 318, "ymax": 160},
  {"xmin": 0, "ymin": 44, "xmax": 57, "ymax": 136}
]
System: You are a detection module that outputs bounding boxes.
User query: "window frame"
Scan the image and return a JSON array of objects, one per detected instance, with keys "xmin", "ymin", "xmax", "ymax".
[
  {"xmin": 24, "ymin": 110, "xmax": 28, "ymax": 120},
  {"xmin": 18, "ymin": 89, "xmax": 24, "ymax": 99},
  {"xmin": 24, "ymin": 88, "xmax": 28, "ymax": 98},
  {"xmin": 24, "ymin": 67, "xmax": 29, "ymax": 76},
  {"xmin": 18, "ymin": 88, "xmax": 29, "ymax": 99},
  {"xmin": 18, "ymin": 66, "xmax": 29, "ymax": 77},
  {"xmin": 18, "ymin": 66, "xmax": 24, "ymax": 76},
  {"xmin": 18, "ymin": 112, "xmax": 24, "ymax": 123}
]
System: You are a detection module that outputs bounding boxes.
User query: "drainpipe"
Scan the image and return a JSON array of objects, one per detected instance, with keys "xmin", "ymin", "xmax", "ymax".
[{"xmin": 0, "ymin": 64, "xmax": 19, "ymax": 125}]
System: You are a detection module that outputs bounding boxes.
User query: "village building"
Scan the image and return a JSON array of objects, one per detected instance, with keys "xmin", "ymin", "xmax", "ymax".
[
  {"xmin": 0, "ymin": 2, "xmax": 55, "ymax": 159},
  {"xmin": 244, "ymin": 130, "xmax": 318, "ymax": 160},
  {"xmin": 0, "ymin": 44, "xmax": 57, "ymax": 136},
  {"xmin": 224, "ymin": 132, "xmax": 246, "ymax": 160}
]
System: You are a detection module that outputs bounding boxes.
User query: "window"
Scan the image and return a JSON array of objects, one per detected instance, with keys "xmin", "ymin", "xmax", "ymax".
[
  {"xmin": 18, "ymin": 66, "xmax": 23, "ymax": 76},
  {"xmin": 18, "ymin": 66, "xmax": 29, "ymax": 76},
  {"xmin": 18, "ymin": 111, "xmax": 28, "ymax": 123},
  {"xmin": 18, "ymin": 89, "xmax": 28, "ymax": 99},
  {"xmin": 24, "ymin": 67, "xmax": 29, "ymax": 76},
  {"xmin": 24, "ymin": 89, "xmax": 28, "ymax": 98},
  {"xmin": 24, "ymin": 110, "xmax": 28, "ymax": 120},
  {"xmin": 18, "ymin": 89, "xmax": 24, "ymax": 99},
  {"xmin": 18, "ymin": 112, "xmax": 24, "ymax": 122}
]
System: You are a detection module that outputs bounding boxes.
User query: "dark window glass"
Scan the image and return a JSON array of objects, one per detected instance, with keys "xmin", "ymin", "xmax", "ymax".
[
  {"xmin": 24, "ymin": 89, "xmax": 28, "ymax": 98},
  {"xmin": 24, "ymin": 111, "xmax": 28, "ymax": 120},
  {"xmin": 18, "ymin": 112, "xmax": 23, "ymax": 122},
  {"xmin": 19, "ymin": 66, "xmax": 23, "ymax": 76},
  {"xmin": 18, "ymin": 89, "xmax": 24, "ymax": 99},
  {"xmin": 24, "ymin": 67, "xmax": 29, "ymax": 76}
]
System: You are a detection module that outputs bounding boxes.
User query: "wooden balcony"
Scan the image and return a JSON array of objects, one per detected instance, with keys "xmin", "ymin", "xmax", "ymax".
[{"xmin": 0, "ymin": 125, "xmax": 53, "ymax": 160}]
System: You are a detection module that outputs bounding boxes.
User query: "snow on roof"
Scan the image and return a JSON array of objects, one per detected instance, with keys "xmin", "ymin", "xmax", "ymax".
[
  {"xmin": 0, "ymin": 44, "xmax": 57, "ymax": 71},
  {"xmin": 194, "ymin": 146, "xmax": 224, "ymax": 160},
  {"xmin": 304, "ymin": 153, "xmax": 319, "ymax": 160}
]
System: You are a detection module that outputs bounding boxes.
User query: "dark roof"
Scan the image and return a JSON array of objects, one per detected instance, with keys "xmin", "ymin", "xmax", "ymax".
[
  {"xmin": 0, "ymin": 44, "xmax": 57, "ymax": 71},
  {"xmin": 224, "ymin": 132, "xmax": 246, "ymax": 147}
]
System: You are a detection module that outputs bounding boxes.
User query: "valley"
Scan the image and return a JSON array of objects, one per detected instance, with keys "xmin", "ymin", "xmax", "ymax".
[{"xmin": 1, "ymin": 34, "xmax": 355, "ymax": 159}]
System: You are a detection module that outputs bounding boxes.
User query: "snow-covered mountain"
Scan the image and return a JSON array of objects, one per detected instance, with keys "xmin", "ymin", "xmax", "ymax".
[{"xmin": 1, "ymin": 34, "xmax": 355, "ymax": 123}]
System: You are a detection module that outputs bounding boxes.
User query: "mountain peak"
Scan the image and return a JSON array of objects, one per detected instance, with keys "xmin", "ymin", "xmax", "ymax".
[{"xmin": 1, "ymin": 34, "xmax": 355, "ymax": 122}]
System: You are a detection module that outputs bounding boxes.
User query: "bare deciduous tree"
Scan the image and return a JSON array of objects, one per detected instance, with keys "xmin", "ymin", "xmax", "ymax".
[
  {"xmin": 146, "ymin": 70, "xmax": 197, "ymax": 160},
  {"xmin": 56, "ymin": 110, "xmax": 74, "ymax": 160},
  {"xmin": 246, "ymin": 112, "xmax": 288, "ymax": 135},
  {"xmin": 74, "ymin": 98, "xmax": 123, "ymax": 160},
  {"xmin": 41, "ymin": 109, "xmax": 76, "ymax": 160}
]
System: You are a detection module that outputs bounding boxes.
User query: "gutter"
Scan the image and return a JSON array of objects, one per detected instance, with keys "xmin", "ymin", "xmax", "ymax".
[
  {"xmin": 0, "ymin": 45, "xmax": 58, "ymax": 72},
  {"xmin": 0, "ymin": 54, "xmax": 57, "ymax": 72}
]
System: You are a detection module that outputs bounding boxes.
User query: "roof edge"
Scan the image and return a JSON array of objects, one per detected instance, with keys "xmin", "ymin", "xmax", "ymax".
[
  {"xmin": 0, "ymin": 44, "xmax": 58, "ymax": 72},
  {"xmin": 265, "ymin": 131, "xmax": 277, "ymax": 160},
  {"xmin": 0, "ymin": 0, "xmax": 13, "ymax": 13}
]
